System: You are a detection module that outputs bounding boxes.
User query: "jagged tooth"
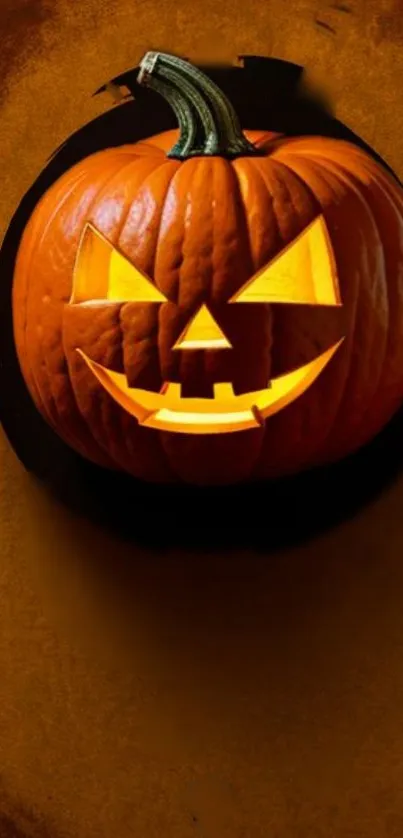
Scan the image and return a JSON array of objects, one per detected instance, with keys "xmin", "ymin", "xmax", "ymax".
[
  {"xmin": 163, "ymin": 382, "xmax": 182, "ymax": 399},
  {"xmin": 251, "ymin": 404, "xmax": 265, "ymax": 426},
  {"xmin": 137, "ymin": 409, "xmax": 156, "ymax": 426},
  {"xmin": 213, "ymin": 382, "xmax": 235, "ymax": 399}
]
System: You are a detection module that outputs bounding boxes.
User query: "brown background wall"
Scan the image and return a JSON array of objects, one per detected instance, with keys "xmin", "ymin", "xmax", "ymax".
[{"xmin": 1, "ymin": 1, "xmax": 403, "ymax": 836}]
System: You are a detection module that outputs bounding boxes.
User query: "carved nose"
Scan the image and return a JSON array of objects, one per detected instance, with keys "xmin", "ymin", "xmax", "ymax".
[{"xmin": 173, "ymin": 304, "xmax": 232, "ymax": 351}]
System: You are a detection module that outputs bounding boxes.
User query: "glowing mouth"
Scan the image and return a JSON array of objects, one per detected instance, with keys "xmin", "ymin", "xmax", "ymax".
[{"xmin": 77, "ymin": 339, "xmax": 343, "ymax": 434}]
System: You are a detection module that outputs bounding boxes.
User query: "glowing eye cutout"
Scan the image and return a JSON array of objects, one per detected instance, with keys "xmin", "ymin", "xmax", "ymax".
[
  {"xmin": 229, "ymin": 215, "xmax": 341, "ymax": 307},
  {"xmin": 71, "ymin": 213, "xmax": 345, "ymax": 436},
  {"xmin": 69, "ymin": 223, "xmax": 167, "ymax": 305}
]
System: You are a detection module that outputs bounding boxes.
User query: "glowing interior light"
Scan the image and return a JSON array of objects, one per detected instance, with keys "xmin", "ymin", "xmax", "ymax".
[
  {"xmin": 77, "ymin": 338, "xmax": 344, "ymax": 434},
  {"xmin": 70, "ymin": 223, "xmax": 167, "ymax": 304},
  {"xmin": 153, "ymin": 408, "xmax": 253, "ymax": 426},
  {"xmin": 70, "ymin": 214, "xmax": 344, "ymax": 435},
  {"xmin": 173, "ymin": 304, "xmax": 232, "ymax": 350},
  {"xmin": 230, "ymin": 215, "xmax": 341, "ymax": 307}
]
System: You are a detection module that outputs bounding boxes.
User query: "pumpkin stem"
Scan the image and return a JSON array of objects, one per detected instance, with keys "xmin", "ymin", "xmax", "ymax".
[
  {"xmin": 142, "ymin": 75, "xmax": 206, "ymax": 158},
  {"xmin": 137, "ymin": 51, "xmax": 262, "ymax": 159}
]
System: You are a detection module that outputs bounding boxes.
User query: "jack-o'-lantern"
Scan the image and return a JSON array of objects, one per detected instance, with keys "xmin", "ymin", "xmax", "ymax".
[{"xmin": 12, "ymin": 51, "xmax": 403, "ymax": 485}]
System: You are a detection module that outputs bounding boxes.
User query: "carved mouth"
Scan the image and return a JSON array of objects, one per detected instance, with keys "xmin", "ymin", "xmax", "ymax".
[{"xmin": 77, "ymin": 339, "xmax": 343, "ymax": 434}]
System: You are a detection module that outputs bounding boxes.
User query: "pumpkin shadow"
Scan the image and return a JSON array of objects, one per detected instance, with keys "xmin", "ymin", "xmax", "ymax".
[{"xmin": 1, "ymin": 54, "xmax": 403, "ymax": 554}]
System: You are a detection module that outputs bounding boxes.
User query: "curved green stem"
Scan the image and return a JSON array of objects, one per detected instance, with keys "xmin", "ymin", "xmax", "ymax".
[
  {"xmin": 152, "ymin": 65, "xmax": 223, "ymax": 156},
  {"xmin": 137, "ymin": 51, "xmax": 262, "ymax": 160},
  {"xmin": 147, "ymin": 76, "xmax": 202, "ymax": 157}
]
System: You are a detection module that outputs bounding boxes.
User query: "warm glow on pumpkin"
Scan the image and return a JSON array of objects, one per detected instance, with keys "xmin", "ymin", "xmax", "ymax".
[
  {"xmin": 77, "ymin": 339, "xmax": 343, "ymax": 434},
  {"xmin": 70, "ymin": 211, "xmax": 344, "ymax": 434},
  {"xmin": 230, "ymin": 216, "xmax": 341, "ymax": 306}
]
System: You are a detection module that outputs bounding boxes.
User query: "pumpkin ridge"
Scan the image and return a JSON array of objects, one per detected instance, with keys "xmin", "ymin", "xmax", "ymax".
[
  {"xmin": 234, "ymin": 157, "xmax": 281, "ymax": 265},
  {"xmin": 255, "ymin": 153, "xmax": 360, "ymax": 473},
  {"xmin": 276, "ymin": 141, "xmax": 403, "ymax": 437},
  {"xmin": 281, "ymin": 152, "xmax": 385, "ymax": 464},
  {"xmin": 154, "ymin": 158, "xmax": 201, "ymax": 308},
  {"xmin": 47, "ymin": 156, "xmax": 149, "ymax": 465},
  {"xmin": 289, "ymin": 151, "xmax": 389, "ymax": 462},
  {"xmin": 34, "ymin": 157, "xmax": 144, "ymax": 464},
  {"xmin": 299, "ymin": 149, "xmax": 403, "ymax": 454},
  {"xmin": 166, "ymin": 159, "xmax": 208, "ymax": 411},
  {"xmin": 106, "ymin": 159, "xmax": 165, "ymax": 242},
  {"xmin": 255, "ymin": 159, "xmax": 282, "ymax": 242},
  {"xmin": 136, "ymin": 159, "xmax": 183, "ymax": 284},
  {"xmin": 62, "ymin": 306, "xmax": 124, "ymax": 469},
  {"xmin": 118, "ymin": 158, "xmax": 182, "ymax": 477},
  {"xmin": 17, "ymin": 159, "xmax": 144, "ymax": 468},
  {"xmin": 230, "ymin": 156, "xmax": 274, "ymax": 433},
  {"xmin": 245, "ymin": 154, "xmax": 321, "ymax": 373},
  {"xmin": 62, "ymin": 157, "xmax": 174, "ymax": 471},
  {"xmin": 23, "ymin": 171, "xmax": 90, "ymax": 439},
  {"xmin": 63, "ymin": 300, "xmax": 173, "ymax": 479},
  {"xmin": 274, "ymin": 136, "xmax": 403, "ymax": 188},
  {"xmin": 263, "ymin": 157, "xmax": 322, "ymax": 232},
  {"xmin": 216, "ymin": 158, "xmax": 255, "ymax": 294},
  {"xmin": 156, "ymin": 155, "xmax": 268, "ymax": 483},
  {"xmin": 292, "ymin": 150, "xmax": 395, "ymax": 455},
  {"xmin": 14, "ymin": 170, "xmax": 87, "ymax": 432}
]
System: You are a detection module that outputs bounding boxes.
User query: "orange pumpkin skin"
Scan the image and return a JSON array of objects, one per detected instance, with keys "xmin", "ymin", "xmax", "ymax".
[{"xmin": 12, "ymin": 62, "xmax": 403, "ymax": 485}]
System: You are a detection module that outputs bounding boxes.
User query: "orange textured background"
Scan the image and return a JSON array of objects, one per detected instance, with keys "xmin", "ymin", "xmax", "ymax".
[{"xmin": 1, "ymin": 1, "xmax": 403, "ymax": 836}]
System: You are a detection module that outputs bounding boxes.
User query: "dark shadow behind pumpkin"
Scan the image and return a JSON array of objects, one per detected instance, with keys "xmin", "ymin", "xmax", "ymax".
[{"xmin": 1, "ymin": 54, "xmax": 403, "ymax": 553}]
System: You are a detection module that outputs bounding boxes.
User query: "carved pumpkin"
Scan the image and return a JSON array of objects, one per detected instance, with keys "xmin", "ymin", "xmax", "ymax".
[{"xmin": 12, "ymin": 52, "xmax": 403, "ymax": 485}]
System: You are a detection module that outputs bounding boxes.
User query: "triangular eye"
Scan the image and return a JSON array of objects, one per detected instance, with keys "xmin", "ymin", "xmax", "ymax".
[
  {"xmin": 69, "ymin": 223, "xmax": 167, "ymax": 304},
  {"xmin": 229, "ymin": 215, "xmax": 341, "ymax": 307}
]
